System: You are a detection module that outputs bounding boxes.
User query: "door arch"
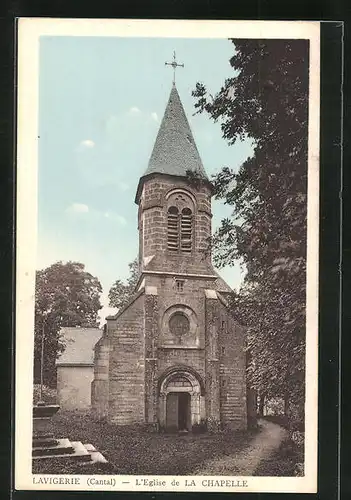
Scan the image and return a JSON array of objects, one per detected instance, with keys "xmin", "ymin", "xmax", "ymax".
[{"xmin": 158, "ymin": 366, "xmax": 205, "ymax": 431}]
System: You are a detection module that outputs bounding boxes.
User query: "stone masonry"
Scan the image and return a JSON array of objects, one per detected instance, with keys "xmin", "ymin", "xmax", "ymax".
[{"xmin": 91, "ymin": 83, "xmax": 247, "ymax": 432}]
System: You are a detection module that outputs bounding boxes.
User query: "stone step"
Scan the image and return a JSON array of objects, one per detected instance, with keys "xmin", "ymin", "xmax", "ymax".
[
  {"xmin": 83, "ymin": 443, "xmax": 108, "ymax": 464},
  {"xmin": 33, "ymin": 440, "xmax": 92, "ymax": 463},
  {"xmin": 33, "ymin": 437, "xmax": 59, "ymax": 448},
  {"xmin": 33, "ymin": 432, "xmax": 55, "ymax": 440},
  {"xmin": 33, "ymin": 438, "xmax": 74, "ymax": 457},
  {"xmin": 69, "ymin": 441, "xmax": 94, "ymax": 462}
]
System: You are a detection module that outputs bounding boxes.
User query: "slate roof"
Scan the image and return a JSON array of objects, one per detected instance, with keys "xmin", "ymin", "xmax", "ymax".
[
  {"xmin": 142, "ymin": 84, "xmax": 208, "ymax": 180},
  {"xmin": 56, "ymin": 327, "xmax": 102, "ymax": 366},
  {"xmin": 213, "ymin": 271, "xmax": 234, "ymax": 294}
]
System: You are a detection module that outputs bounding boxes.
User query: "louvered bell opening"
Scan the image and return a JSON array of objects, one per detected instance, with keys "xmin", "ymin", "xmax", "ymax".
[
  {"xmin": 181, "ymin": 209, "xmax": 193, "ymax": 253},
  {"xmin": 167, "ymin": 207, "xmax": 179, "ymax": 251}
]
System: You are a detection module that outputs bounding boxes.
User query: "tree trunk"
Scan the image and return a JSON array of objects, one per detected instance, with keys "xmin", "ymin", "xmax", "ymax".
[
  {"xmin": 284, "ymin": 394, "xmax": 289, "ymax": 417},
  {"xmin": 284, "ymin": 393, "xmax": 290, "ymax": 429},
  {"xmin": 246, "ymin": 387, "xmax": 258, "ymax": 429},
  {"xmin": 258, "ymin": 393, "xmax": 265, "ymax": 417}
]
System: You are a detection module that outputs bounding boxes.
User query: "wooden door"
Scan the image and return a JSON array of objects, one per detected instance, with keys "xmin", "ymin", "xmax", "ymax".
[
  {"xmin": 166, "ymin": 393, "xmax": 178, "ymax": 430},
  {"xmin": 178, "ymin": 392, "xmax": 191, "ymax": 430}
]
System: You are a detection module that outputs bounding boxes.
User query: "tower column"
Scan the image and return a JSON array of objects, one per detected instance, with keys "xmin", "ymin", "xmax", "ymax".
[
  {"xmin": 144, "ymin": 286, "xmax": 159, "ymax": 429},
  {"xmin": 205, "ymin": 289, "xmax": 221, "ymax": 432}
]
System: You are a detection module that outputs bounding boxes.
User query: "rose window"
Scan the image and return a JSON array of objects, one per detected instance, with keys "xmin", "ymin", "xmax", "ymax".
[{"xmin": 169, "ymin": 312, "xmax": 190, "ymax": 337}]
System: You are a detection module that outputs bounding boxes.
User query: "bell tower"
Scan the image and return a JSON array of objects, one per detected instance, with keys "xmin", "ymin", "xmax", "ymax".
[
  {"xmin": 135, "ymin": 83, "xmax": 214, "ymax": 278},
  {"xmin": 92, "ymin": 63, "xmax": 247, "ymax": 433}
]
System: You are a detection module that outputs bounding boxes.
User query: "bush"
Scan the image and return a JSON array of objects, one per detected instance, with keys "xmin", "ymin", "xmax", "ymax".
[
  {"xmin": 207, "ymin": 416, "xmax": 221, "ymax": 433},
  {"xmin": 263, "ymin": 414, "xmax": 289, "ymax": 428},
  {"xmin": 192, "ymin": 419, "xmax": 207, "ymax": 434},
  {"xmin": 291, "ymin": 430, "xmax": 304, "ymax": 448},
  {"xmin": 294, "ymin": 462, "xmax": 304, "ymax": 476},
  {"xmin": 265, "ymin": 398, "xmax": 285, "ymax": 416},
  {"xmin": 33, "ymin": 384, "xmax": 57, "ymax": 404}
]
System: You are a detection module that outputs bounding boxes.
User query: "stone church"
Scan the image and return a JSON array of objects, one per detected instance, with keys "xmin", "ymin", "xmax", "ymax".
[{"xmin": 91, "ymin": 82, "xmax": 247, "ymax": 432}]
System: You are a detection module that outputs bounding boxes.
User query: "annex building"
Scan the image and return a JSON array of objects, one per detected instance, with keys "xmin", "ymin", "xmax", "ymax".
[{"xmin": 91, "ymin": 82, "xmax": 247, "ymax": 432}]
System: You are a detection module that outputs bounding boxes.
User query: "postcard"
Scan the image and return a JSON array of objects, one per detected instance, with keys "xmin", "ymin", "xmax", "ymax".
[{"xmin": 15, "ymin": 18, "xmax": 320, "ymax": 493}]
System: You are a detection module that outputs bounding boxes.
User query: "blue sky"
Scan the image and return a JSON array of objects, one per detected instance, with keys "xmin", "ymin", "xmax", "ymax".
[{"xmin": 38, "ymin": 36, "xmax": 254, "ymax": 319}]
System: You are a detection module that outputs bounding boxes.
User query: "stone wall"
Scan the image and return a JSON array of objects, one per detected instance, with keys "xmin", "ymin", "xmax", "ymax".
[
  {"xmin": 157, "ymin": 349, "xmax": 205, "ymax": 379},
  {"xmin": 139, "ymin": 175, "xmax": 213, "ymax": 275},
  {"xmin": 218, "ymin": 298, "xmax": 247, "ymax": 430},
  {"xmin": 157, "ymin": 276, "xmax": 210, "ymax": 348},
  {"xmin": 149, "ymin": 276, "xmax": 208, "ymax": 403},
  {"xmin": 91, "ymin": 336, "xmax": 111, "ymax": 419},
  {"xmin": 204, "ymin": 291, "xmax": 221, "ymax": 431},
  {"xmin": 107, "ymin": 293, "xmax": 146, "ymax": 425},
  {"xmin": 144, "ymin": 288, "xmax": 159, "ymax": 426},
  {"xmin": 94, "ymin": 271, "xmax": 247, "ymax": 430},
  {"xmin": 57, "ymin": 365, "xmax": 94, "ymax": 410}
]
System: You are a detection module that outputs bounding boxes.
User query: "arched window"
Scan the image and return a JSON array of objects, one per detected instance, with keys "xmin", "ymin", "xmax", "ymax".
[
  {"xmin": 166, "ymin": 189, "xmax": 195, "ymax": 253},
  {"xmin": 167, "ymin": 206, "xmax": 179, "ymax": 251}
]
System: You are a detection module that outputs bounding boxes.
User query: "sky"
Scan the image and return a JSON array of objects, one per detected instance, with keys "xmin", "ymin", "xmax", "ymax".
[{"xmin": 38, "ymin": 36, "xmax": 254, "ymax": 321}]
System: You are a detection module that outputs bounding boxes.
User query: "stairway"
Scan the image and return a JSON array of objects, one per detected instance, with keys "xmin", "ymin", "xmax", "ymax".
[
  {"xmin": 32, "ymin": 404, "xmax": 109, "ymax": 472},
  {"xmin": 32, "ymin": 437, "xmax": 108, "ymax": 467}
]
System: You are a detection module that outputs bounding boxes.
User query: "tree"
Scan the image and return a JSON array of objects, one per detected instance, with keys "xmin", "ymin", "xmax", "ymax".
[
  {"xmin": 192, "ymin": 39, "xmax": 309, "ymax": 425},
  {"xmin": 108, "ymin": 258, "xmax": 139, "ymax": 310},
  {"xmin": 34, "ymin": 261, "xmax": 102, "ymax": 387}
]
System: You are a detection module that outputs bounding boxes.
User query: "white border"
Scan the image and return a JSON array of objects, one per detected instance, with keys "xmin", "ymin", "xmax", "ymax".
[{"xmin": 15, "ymin": 18, "xmax": 320, "ymax": 493}]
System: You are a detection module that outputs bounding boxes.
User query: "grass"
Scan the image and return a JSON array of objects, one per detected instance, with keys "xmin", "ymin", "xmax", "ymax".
[{"xmin": 33, "ymin": 410, "xmax": 257, "ymax": 475}]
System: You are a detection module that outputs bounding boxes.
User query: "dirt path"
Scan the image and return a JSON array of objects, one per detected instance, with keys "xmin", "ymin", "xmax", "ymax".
[{"xmin": 194, "ymin": 419, "xmax": 288, "ymax": 476}]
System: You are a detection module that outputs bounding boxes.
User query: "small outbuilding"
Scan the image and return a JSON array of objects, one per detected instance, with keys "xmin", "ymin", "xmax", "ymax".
[{"xmin": 56, "ymin": 327, "xmax": 102, "ymax": 410}]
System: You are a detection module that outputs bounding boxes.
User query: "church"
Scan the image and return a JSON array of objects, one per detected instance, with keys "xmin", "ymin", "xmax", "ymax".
[{"xmin": 91, "ymin": 79, "xmax": 247, "ymax": 432}]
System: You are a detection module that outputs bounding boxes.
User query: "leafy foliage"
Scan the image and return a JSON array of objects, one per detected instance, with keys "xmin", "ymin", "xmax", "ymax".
[
  {"xmin": 34, "ymin": 261, "xmax": 102, "ymax": 387},
  {"xmin": 192, "ymin": 39, "xmax": 309, "ymax": 420},
  {"xmin": 33, "ymin": 384, "xmax": 57, "ymax": 404},
  {"xmin": 108, "ymin": 258, "xmax": 139, "ymax": 310}
]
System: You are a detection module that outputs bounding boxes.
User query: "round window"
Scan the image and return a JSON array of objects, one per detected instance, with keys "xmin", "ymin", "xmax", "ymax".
[{"xmin": 169, "ymin": 312, "xmax": 190, "ymax": 337}]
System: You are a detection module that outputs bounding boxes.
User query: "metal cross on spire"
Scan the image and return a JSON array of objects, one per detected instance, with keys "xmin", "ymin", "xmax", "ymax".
[{"xmin": 165, "ymin": 51, "xmax": 184, "ymax": 85}]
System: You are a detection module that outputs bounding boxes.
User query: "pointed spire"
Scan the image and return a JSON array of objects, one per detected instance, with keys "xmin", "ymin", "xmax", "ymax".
[{"xmin": 142, "ymin": 84, "xmax": 208, "ymax": 181}]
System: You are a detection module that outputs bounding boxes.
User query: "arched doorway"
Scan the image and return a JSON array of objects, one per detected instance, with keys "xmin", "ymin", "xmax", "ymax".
[
  {"xmin": 158, "ymin": 367, "xmax": 205, "ymax": 432},
  {"xmin": 166, "ymin": 389, "xmax": 191, "ymax": 431}
]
